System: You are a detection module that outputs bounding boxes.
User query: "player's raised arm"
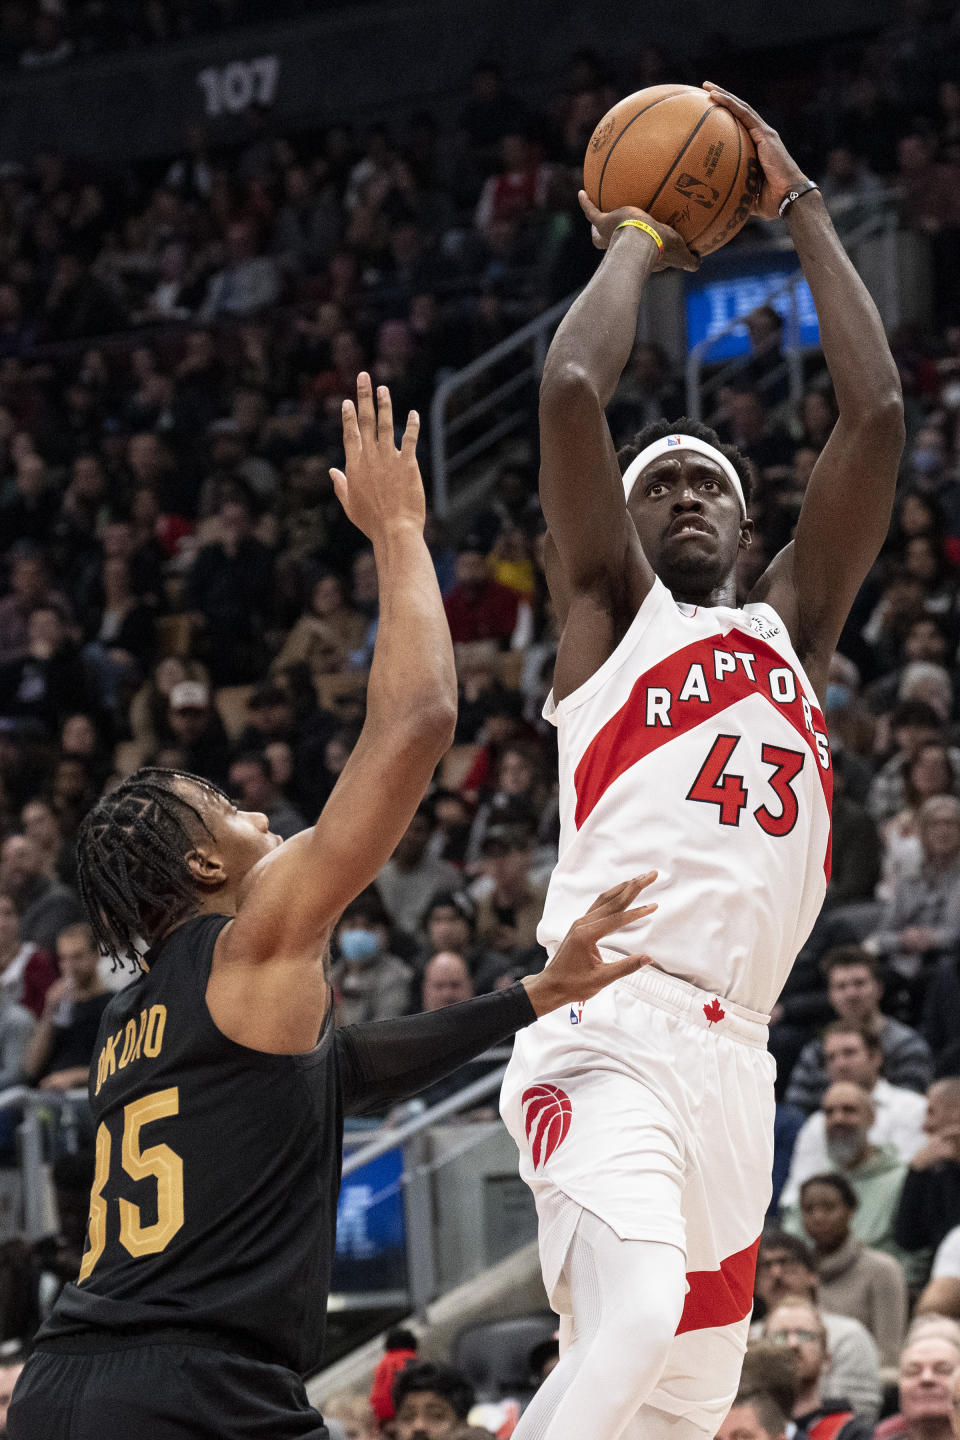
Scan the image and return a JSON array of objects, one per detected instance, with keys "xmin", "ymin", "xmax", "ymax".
[
  {"xmin": 704, "ymin": 85, "xmax": 905, "ymax": 692},
  {"xmin": 539, "ymin": 198, "xmax": 697, "ymax": 687},
  {"xmin": 221, "ymin": 375, "xmax": 456, "ymax": 971}
]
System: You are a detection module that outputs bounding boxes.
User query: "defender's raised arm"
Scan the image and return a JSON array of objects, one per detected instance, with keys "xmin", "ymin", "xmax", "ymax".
[{"xmin": 212, "ymin": 377, "xmax": 457, "ymax": 1045}]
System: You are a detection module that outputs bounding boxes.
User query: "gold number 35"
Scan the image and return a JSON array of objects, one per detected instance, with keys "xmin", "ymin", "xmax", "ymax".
[{"xmin": 79, "ymin": 1087, "xmax": 184, "ymax": 1283}]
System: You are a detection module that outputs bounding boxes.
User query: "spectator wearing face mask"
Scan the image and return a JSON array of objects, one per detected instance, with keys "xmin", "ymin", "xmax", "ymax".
[{"xmin": 331, "ymin": 890, "xmax": 412, "ymax": 1025}]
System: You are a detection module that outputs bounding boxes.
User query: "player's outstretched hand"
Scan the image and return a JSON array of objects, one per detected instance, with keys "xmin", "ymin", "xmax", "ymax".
[
  {"xmin": 702, "ymin": 83, "xmax": 810, "ymax": 222},
  {"xmin": 521, "ymin": 874, "xmax": 659, "ymax": 1018},
  {"xmin": 578, "ymin": 192, "xmax": 699, "ymax": 272},
  {"xmin": 330, "ymin": 372, "xmax": 425, "ymax": 542}
]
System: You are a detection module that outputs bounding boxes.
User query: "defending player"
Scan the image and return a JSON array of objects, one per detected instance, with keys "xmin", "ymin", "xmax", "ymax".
[
  {"xmin": 500, "ymin": 86, "xmax": 905, "ymax": 1440},
  {"xmin": 7, "ymin": 379, "xmax": 660, "ymax": 1440}
]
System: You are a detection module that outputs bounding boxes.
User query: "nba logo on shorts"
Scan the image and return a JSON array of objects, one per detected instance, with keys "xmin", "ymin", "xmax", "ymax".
[
  {"xmin": 521, "ymin": 1084, "xmax": 572, "ymax": 1169},
  {"xmin": 569, "ymin": 1000, "xmax": 585, "ymax": 1025}
]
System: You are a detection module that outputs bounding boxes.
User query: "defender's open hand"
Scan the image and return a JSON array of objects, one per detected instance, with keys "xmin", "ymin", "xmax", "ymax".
[
  {"xmin": 330, "ymin": 373, "xmax": 425, "ymax": 542},
  {"xmin": 522, "ymin": 874, "xmax": 659, "ymax": 1017}
]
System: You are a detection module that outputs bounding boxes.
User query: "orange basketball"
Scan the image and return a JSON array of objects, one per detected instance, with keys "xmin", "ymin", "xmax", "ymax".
[{"xmin": 583, "ymin": 85, "xmax": 761, "ymax": 256}]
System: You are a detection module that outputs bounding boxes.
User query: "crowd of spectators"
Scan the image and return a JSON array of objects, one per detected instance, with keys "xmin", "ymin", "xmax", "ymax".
[
  {"xmin": 0, "ymin": 1, "xmax": 310, "ymax": 67},
  {"xmin": 2, "ymin": 2, "xmax": 960, "ymax": 1428}
]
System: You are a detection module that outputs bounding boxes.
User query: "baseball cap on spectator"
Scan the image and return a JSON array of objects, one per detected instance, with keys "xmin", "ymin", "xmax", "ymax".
[{"xmin": 169, "ymin": 682, "xmax": 210, "ymax": 711}]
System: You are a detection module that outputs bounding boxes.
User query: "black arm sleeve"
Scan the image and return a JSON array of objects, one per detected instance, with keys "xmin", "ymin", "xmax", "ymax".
[{"xmin": 335, "ymin": 982, "xmax": 536, "ymax": 1116}]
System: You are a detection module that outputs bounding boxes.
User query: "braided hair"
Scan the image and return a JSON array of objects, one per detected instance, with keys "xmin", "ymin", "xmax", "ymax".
[{"xmin": 76, "ymin": 767, "xmax": 228, "ymax": 970}]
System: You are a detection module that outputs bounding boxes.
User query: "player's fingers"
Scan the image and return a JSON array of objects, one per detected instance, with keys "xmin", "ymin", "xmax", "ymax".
[
  {"xmin": 341, "ymin": 398, "xmax": 361, "ymax": 463},
  {"xmin": 682, "ymin": 250, "xmax": 701, "ymax": 273},
  {"xmin": 400, "ymin": 409, "xmax": 421, "ymax": 458},
  {"xmin": 664, "ymin": 239, "xmax": 700, "ymax": 274},
  {"xmin": 589, "ymin": 952, "xmax": 655, "ymax": 988},
  {"xmin": 578, "ymin": 189, "xmax": 603, "ymax": 224},
  {"xmin": 584, "ymin": 872, "xmax": 656, "ymax": 914},
  {"xmin": 355, "ymin": 371, "xmax": 376, "ymax": 447},
  {"xmin": 702, "ymin": 82, "xmax": 764, "ymax": 130},
  {"xmin": 375, "ymin": 384, "xmax": 393, "ymax": 446},
  {"xmin": 583, "ymin": 901, "xmax": 657, "ymax": 940},
  {"xmin": 329, "ymin": 468, "xmax": 347, "ymax": 508}
]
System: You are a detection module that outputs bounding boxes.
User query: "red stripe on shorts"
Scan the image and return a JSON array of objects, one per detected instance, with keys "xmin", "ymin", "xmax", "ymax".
[{"xmin": 675, "ymin": 1235, "xmax": 760, "ymax": 1335}]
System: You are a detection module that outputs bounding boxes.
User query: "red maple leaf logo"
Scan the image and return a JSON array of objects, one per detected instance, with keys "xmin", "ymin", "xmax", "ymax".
[
  {"xmin": 521, "ymin": 1084, "xmax": 572, "ymax": 1169},
  {"xmin": 704, "ymin": 998, "xmax": 725, "ymax": 1025}
]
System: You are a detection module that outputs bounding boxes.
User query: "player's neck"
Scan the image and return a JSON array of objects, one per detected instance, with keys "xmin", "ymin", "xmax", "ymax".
[
  {"xmin": 666, "ymin": 576, "xmax": 739, "ymax": 609},
  {"xmin": 194, "ymin": 890, "xmax": 239, "ymax": 919}
]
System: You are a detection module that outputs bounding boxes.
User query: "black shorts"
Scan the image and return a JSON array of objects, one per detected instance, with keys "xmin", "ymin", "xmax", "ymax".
[{"xmin": 8, "ymin": 1340, "xmax": 330, "ymax": 1439}]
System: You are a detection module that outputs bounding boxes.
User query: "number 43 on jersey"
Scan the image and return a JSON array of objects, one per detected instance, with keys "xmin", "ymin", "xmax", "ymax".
[{"xmin": 687, "ymin": 734, "xmax": 805, "ymax": 836}]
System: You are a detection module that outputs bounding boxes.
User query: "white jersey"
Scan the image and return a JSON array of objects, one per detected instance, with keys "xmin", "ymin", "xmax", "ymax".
[{"xmin": 536, "ymin": 576, "xmax": 833, "ymax": 1016}]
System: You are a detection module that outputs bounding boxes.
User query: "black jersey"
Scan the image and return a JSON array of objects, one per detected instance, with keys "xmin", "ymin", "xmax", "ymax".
[
  {"xmin": 37, "ymin": 912, "xmax": 535, "ymax": 1374},
  {"xmin": 39, "ymin": 914, "xmax": 342, "ymax": 1373}
]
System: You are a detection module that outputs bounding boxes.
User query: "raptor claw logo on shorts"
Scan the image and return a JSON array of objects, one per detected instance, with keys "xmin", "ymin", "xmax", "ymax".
[{"xmin": 522, "ymin": 1083, "xmax": 572, "ymax": 1169}]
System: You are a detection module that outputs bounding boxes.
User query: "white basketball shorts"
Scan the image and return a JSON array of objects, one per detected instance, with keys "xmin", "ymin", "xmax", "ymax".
[{"xmin": 501, "ymin": 963, "xmax": 776, "ymax": 1428}]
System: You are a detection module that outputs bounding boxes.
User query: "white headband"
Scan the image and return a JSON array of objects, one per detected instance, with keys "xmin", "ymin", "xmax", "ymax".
[{"xmin": 621, "ymin": 434, "xmax": 747, "ymax": 518}]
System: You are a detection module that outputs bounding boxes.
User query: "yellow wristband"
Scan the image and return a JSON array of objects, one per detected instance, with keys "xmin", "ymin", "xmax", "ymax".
[{"xmin": 614, "ymin": 218, "xmax": 664, "ymax": 255}]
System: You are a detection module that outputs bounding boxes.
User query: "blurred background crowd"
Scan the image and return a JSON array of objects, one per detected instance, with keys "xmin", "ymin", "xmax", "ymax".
[{"xmin": 1, "ymin": 0, "xmax": 960, "ymax": 1435}]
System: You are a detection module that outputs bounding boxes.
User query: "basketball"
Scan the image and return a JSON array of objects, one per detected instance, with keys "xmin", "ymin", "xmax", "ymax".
[{"xmin": 583, "ymin": 84, "xmax": 761, "ymax": 256}]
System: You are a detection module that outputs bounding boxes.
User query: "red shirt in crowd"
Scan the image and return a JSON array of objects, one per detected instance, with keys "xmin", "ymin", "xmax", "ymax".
[{"xmin": 443, "ymin": 580, "xmax": 519, "ymax": 645}]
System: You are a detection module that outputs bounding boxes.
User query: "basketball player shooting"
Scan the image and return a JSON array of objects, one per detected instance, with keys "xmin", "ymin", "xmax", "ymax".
[{"xmin": 500, "ymin": 85, "xmax": 904, "ymax": 1440}]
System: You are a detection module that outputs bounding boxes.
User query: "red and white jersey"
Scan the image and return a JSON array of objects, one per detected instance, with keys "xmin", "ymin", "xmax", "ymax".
[{"xmin": 538, "ymin": 577, "xmax": 833, "ymax": 1016}]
